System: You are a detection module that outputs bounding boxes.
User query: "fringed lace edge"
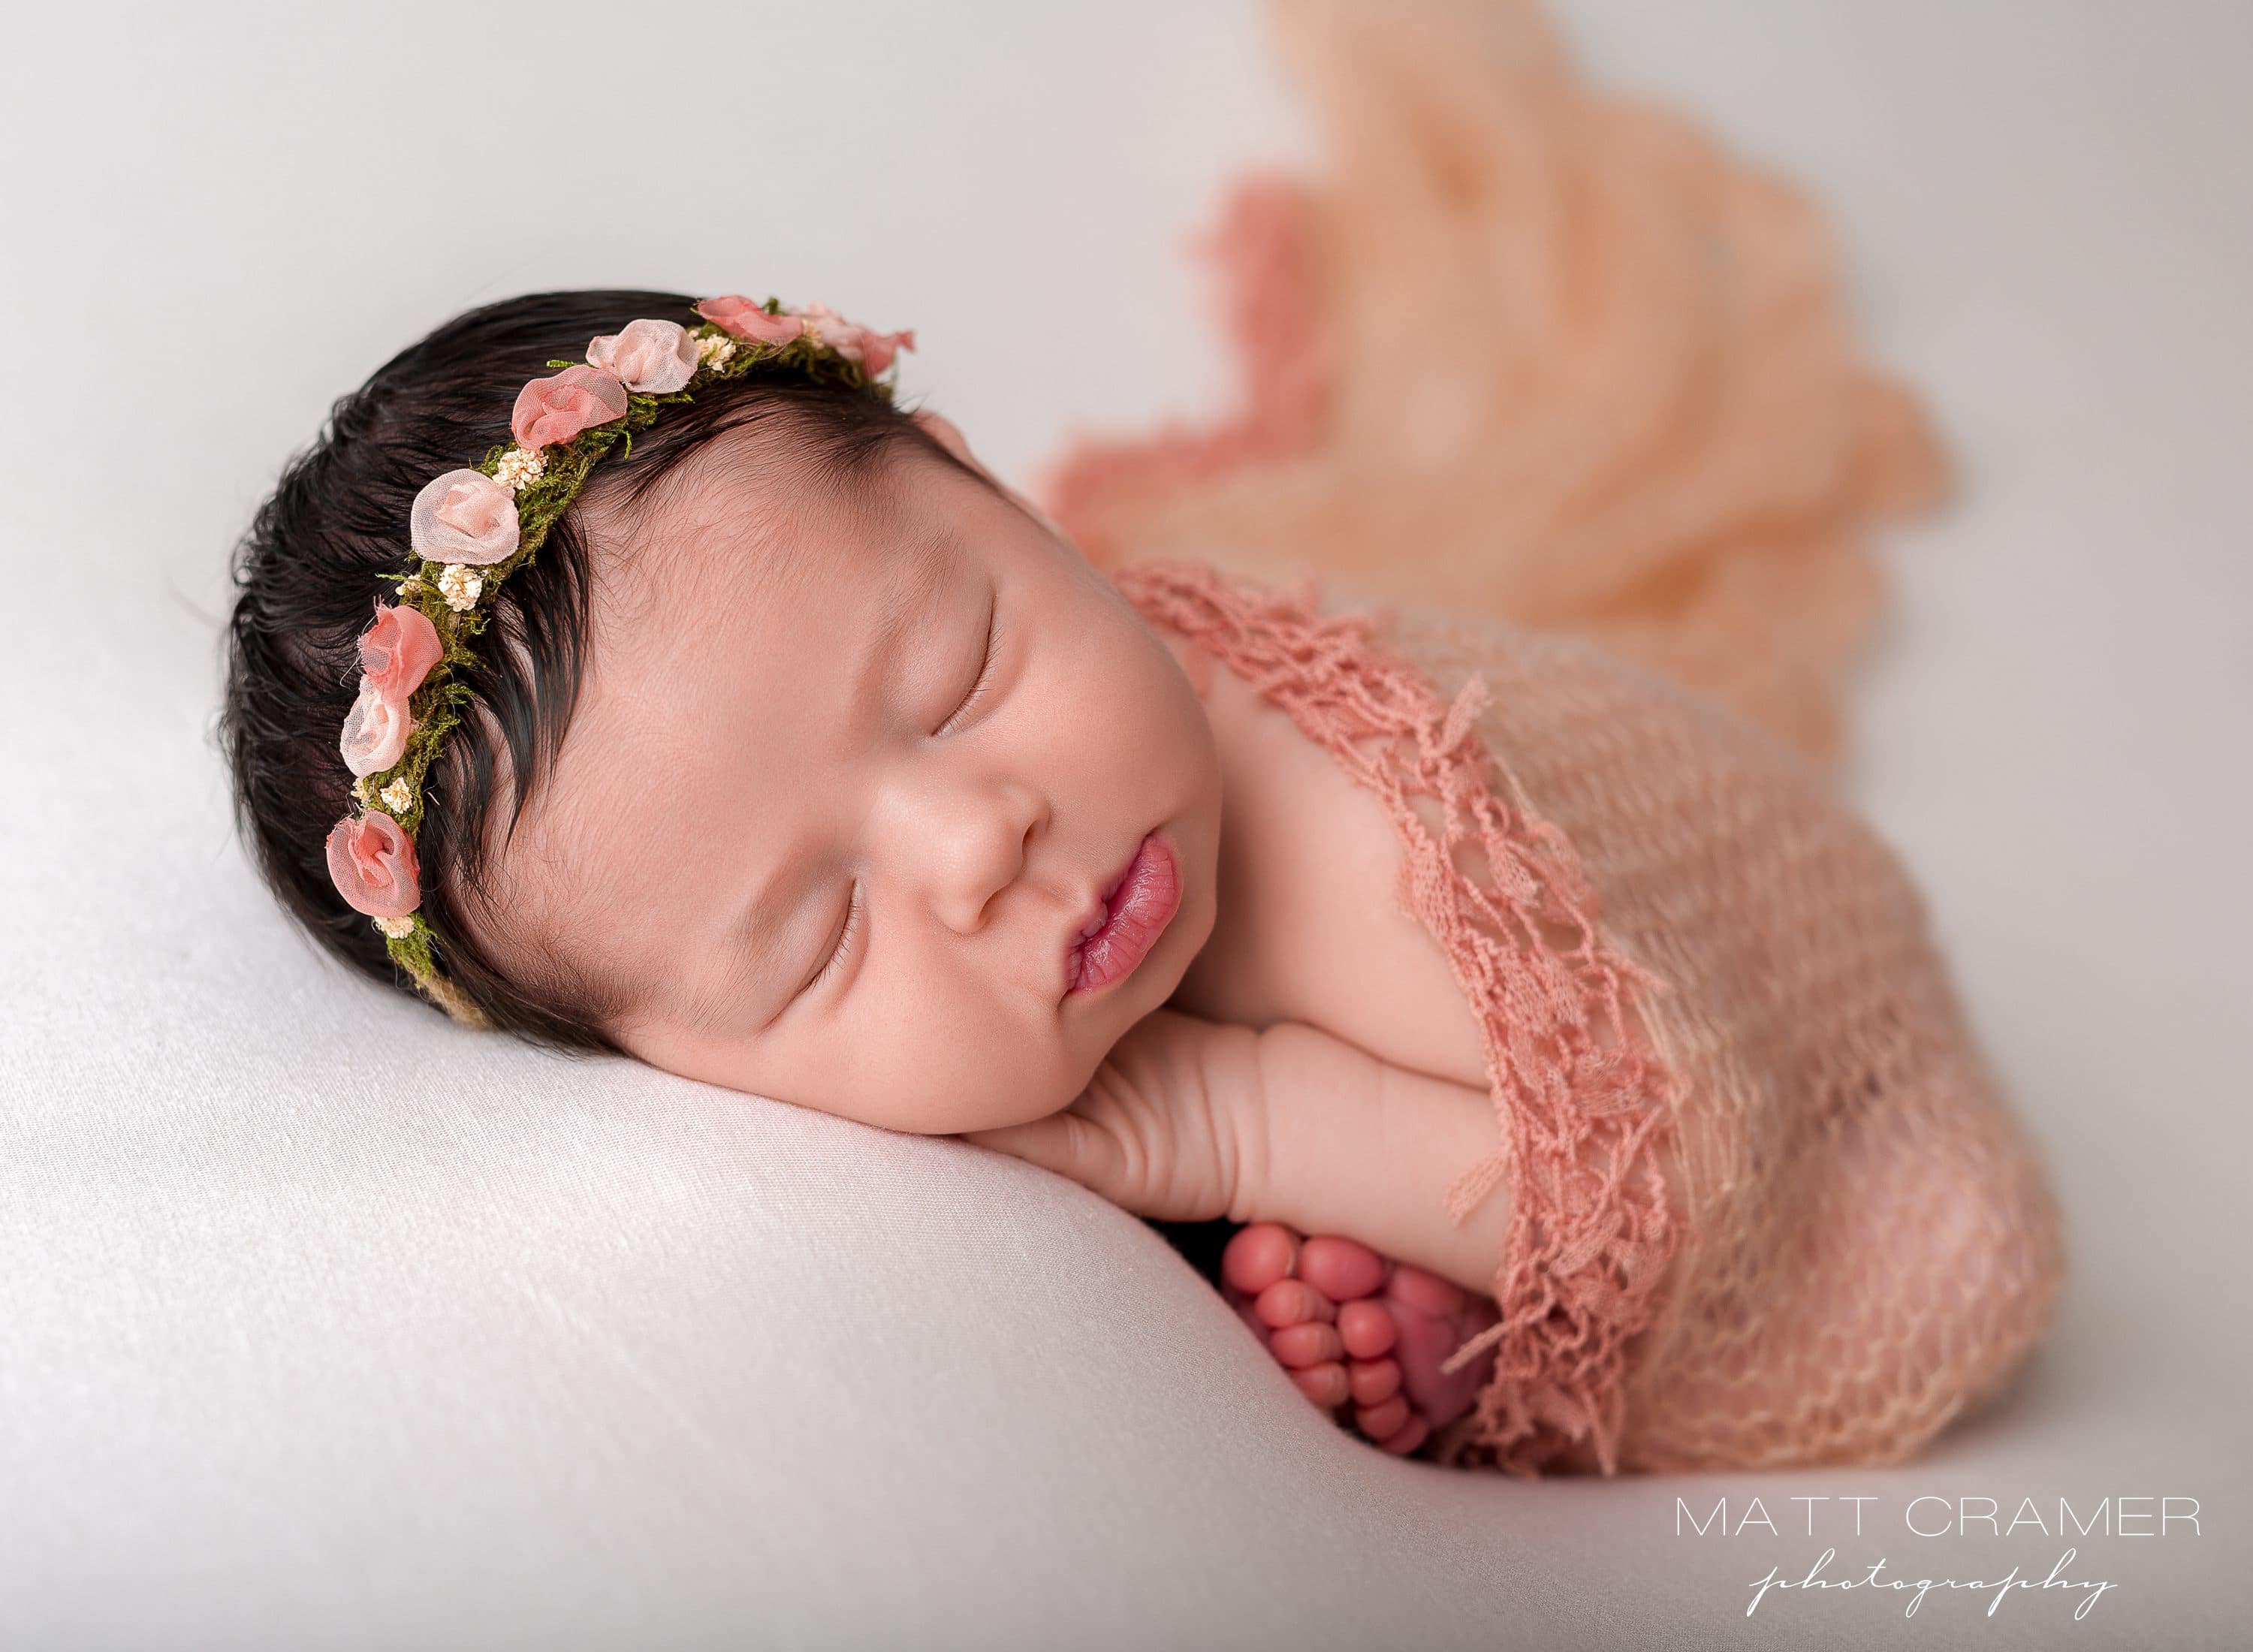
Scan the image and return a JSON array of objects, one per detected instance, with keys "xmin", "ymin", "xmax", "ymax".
[{"xmin": 1115, "ymin": 559, "xmax": 1684, "ymax": 1476}]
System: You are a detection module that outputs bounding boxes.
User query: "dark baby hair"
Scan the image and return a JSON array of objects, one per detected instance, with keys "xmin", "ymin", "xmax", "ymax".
[{"xmin": 221, "ymin": 288, "xmax": 983, "ymax": 1052}]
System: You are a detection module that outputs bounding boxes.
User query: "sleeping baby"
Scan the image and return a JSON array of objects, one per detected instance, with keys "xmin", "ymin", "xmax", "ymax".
[{"xmin": 223, "ymin": 289, "xmax": 2065, "ymax": 1476}]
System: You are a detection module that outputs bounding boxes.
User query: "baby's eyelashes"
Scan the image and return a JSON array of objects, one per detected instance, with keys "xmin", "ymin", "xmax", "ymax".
[
  {"xmin": 934, "ymin": 594, "xmax": 1001, "ymax": 737},
  {"xmin": 800, "ymin": 879, "xmax": 864, "ymax": 1001}
]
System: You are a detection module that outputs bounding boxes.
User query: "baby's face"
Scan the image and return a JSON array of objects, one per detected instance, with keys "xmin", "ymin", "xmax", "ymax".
[{"xmin": 478, "ymin": 414, "xmax": 1222, "ymax": 1133}]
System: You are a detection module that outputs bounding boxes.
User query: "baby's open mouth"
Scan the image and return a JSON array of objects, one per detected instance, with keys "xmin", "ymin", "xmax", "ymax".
[{"xmin": 1064, "ymin": 831, "xmax": 1181, "ymax": 999}]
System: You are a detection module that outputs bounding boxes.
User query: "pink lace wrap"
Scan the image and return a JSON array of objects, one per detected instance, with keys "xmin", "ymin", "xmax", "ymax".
[{"xmin": 1117, "ymin": 558, "xmax": 2065, "ymax": 1477}]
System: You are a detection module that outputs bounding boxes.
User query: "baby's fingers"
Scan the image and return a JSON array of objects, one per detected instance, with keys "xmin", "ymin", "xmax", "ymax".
[
  {"xmin": 961, "ymin": 1012, "xmax": 1256, "ymax": 1223},
  {"xmin": 965, "ymin": 1078, "xmax": 1232, "ymax": 1225},
  {"xmin": 962, "ymin": 1112, "xmax": 1129, "ymax": 1204}
]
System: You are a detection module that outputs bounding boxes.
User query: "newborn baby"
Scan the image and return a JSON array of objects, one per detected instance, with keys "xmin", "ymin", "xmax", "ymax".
[{"xmin": 225, "ymin": 288, "xmax": 2064, "ymax": 1475}]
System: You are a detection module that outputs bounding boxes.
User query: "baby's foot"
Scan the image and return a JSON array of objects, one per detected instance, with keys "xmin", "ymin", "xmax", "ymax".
[{"xmin": 1220, "ymin": 1221, "xmax": 1501, "ymax": 1457}]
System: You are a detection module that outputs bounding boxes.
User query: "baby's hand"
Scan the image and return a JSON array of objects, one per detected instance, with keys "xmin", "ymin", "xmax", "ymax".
[
  {"xmin": 961, "ymin": 1009, "xmax": 1268, "ymax": 1226},
  {"xmin": 968, "ymin": 1014, "xmax": 1515, "ymax": 1305}
]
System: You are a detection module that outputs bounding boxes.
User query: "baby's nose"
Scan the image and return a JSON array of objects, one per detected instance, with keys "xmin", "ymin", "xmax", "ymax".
[{"xmin": 884, "ymin": 773, "xmax": 1047, "ymax": 934}]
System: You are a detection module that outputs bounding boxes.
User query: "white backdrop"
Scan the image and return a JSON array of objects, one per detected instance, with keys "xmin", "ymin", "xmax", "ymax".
[{"xmin": 4, "ymin": 3, "xmax": 2248, "ymax": 1647}]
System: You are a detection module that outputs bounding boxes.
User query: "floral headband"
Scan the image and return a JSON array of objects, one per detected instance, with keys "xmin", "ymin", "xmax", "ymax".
[{"xmin": 323, "ymin": 295, "xmax": 914, "ymax": 1026}]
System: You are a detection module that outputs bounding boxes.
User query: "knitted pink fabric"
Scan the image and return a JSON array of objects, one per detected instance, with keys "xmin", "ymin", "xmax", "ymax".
[{"xmin": 1117, "ymin": 558, "xmax": 2066, "ymax": 1478}]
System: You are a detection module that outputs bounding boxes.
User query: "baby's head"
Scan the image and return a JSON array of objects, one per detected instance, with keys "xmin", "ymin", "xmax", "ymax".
[{"xmin": 224, "ymin": 289, "xmax": 1220, "ymax": 1133}]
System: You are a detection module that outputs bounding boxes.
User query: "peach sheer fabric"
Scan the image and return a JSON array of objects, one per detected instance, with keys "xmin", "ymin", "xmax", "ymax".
[
  {"xmin": 1118, "ymin": 559, "xmax": 2064, "ymax": 1477},
  {"xmin": 1042, "ymin": 0, "xmax": 1948, "ymax": 773}
]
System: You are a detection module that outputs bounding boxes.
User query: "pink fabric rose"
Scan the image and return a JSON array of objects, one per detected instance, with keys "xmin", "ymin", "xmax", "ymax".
[
  {"xmin": 857, "ymin": 326, "xmax": 916, "ymax": 375},
  {"xmin": 410, "ymin": 469, "xmax": 520, "ymax": 565},
  {"xmin": 339, "ymin": 681, "xmax": 412, "ymax": 777},
  {"xmin": 357, "ymin": 602, "xmax": 443, "ymax": 700},
  {"xmin": 791, "ymin": 302, "xmax": 859, "ymax": 357},
  {"xmin": 587, "ymin": 318, "xmax": 698, "ymax": 394},
  {"xmin": 788, "ymin": 303, "xmax": 915, "ymax": 373},
  {"xmin": 511, "ymin": 364, "xmax": 630, "ymax": 449},
  {"xmin": 339, "ymin": 603, "xmax": 442, "ymax": 776},
  {"xmin": 326, "ymin": 809, "xmax": 420, "ymax": 919},
  {"xmin": 695, "ymin": 294, "xmax": 807, "ymax": 345}
]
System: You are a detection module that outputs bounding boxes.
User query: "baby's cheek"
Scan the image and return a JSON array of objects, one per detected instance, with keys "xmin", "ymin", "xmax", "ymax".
[
  {"xmin": 841, "ymin": 987, "xmax": 1074, "ymax": 1135},
  {"xmin": 939, "ymin": 1020, "xmax": 1086, "ymax": 1135}
]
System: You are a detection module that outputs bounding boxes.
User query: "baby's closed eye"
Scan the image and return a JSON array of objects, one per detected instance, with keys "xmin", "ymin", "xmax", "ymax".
[
  {"xmin": 933, "ymin": 586, "xmax": 1001, "ymax": 737},
  {"xmin": 802, "ymin": 879, "xmax": 864, "ymax": 998}
]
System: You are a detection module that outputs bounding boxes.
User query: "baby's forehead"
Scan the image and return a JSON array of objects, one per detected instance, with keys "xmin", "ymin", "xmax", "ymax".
[{"xmin": 596, "ymin": 422, "xmax": 975, "ymax": 641}]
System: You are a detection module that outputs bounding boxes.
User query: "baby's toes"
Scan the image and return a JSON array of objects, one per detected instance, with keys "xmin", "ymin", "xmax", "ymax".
[
  {"xmin": 1353, "ymin": 1393, "xmax": 1413, "ymax": 1443},
  {"xmin": 1337, "ymin": 1298, "xmax": 1398, "ymax": 1361},
  {"xmin": 1289, "ymin": 1361, "xmax": 1350, "ymax": 1410},
  {"xmin": 1220, "ymin": 1222, "xmax": 1302, "ymax": 1298},
  {"xmin": 1346, "ymin": 1355, "xmax": 1401, "ymax": 1407},
  {"xmin": 1253, "ymin": 1278, "xmax": 1337, "ymax": 1331},
  {"xmin": 1268, "ymin": 1320, "xmax": 1345, "ymax": 1370},
  {"xmin": 1296, "ymin": 1234, "xmax": 1389, "ymax": 1303},
  {"xmin": 1375, "ymin": 1414, "xmax": 1431, "ymax": 1457}
]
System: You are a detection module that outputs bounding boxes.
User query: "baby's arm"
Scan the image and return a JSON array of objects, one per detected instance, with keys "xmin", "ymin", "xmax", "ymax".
[
  {"xmin": 1249, "ymin": 1022, "xmax": 1512, "ymax": 1301},
  {"xmin": 964, "ymin": 1011, "xmax": 1510, "ymax": 1302}
]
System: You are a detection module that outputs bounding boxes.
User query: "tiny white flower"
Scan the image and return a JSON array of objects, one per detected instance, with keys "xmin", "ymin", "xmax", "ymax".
[
  {"xmin": 375, "ymin": 914, "xmax": 417, "ymax": 939},
  {"xmin": 353, "ymin": 776, "xmax": 376, "ymax": 806},
  {"xmin": 492, "ymin": 446, "xmax": 546, "ymax": 493},
  {"xmin": 398, "ymin": 576, "xmax": 427, "ymax": 600},
  {"xmin": 379, "ymin": 777, "xmax": 414, "ymax": 814},
  {"xmin": 438, "ymin": 563, "xmax": 483, "ymax": 611},
  {"xmin": 697, "ymin": 333, "xmax": 736, "ymax": 369}
]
